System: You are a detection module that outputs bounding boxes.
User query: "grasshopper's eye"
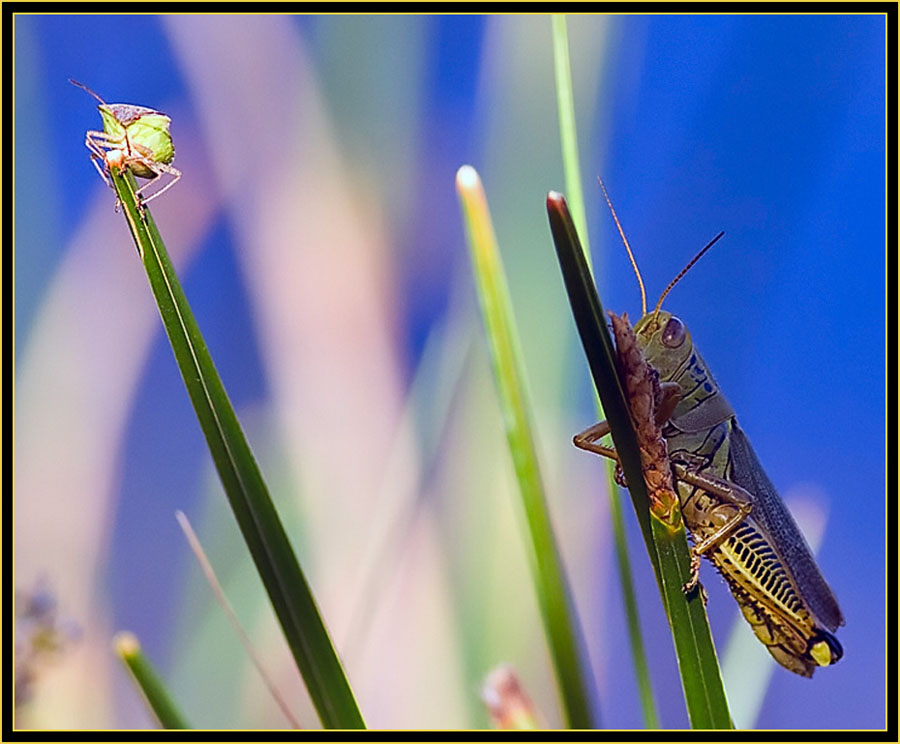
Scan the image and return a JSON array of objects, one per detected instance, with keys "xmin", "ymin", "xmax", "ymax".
[{"xmin": 662, "ymin": 316, "xmax": 686, "ymax": 348}]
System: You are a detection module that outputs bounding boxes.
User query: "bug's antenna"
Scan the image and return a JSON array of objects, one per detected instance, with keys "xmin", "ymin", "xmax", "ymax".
[
  {"xmin": 653, "ymin": 230, "xmax": 725, "ymax": 323},
  {"xmin": 598, "ymin": 177, "xmax": 646, "ymax": 316},
  {"xmin": 69, "ymin": 79, "xmax": 107, "ymax": 106},
  {"xmin": 70, "ymin": 78, "xmax": 137, "ymax": 159}
]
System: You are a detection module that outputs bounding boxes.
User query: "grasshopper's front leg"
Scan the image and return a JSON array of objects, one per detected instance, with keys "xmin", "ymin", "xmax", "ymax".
[
  {"xmin": 572, "ymin": 420, "xmax": 616, "ymax": 459},
  {"xmin": 574, "ymin": 380, "xmax": 755, "ymax": 594},
  {"xmin": 572, "ymin": 380, "xmax": 682, "ymax": 483}
]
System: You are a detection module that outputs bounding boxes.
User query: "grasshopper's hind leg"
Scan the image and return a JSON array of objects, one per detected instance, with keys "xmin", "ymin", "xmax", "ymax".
[{"xmin": 674, "ymin": 465, "xmax": 754, "ymax": 593}]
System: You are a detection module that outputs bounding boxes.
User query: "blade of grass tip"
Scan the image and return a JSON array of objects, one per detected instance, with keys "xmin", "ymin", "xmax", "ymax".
[
  {"xmin": 456, "ymin": 165, "xmax": 599, "ymax": 729},
  {"xmin": 551, "ymin": 13, "xmax": 659, "ymax": 729},
  {"xmin": 546, "ymin": 192, "xmax": 732, "ymax": 729},
  {"xmin": 175, "ymin": 511, "xmax": 301, "ymax": 728},
  {"xmin": 114, "ymin": 632, "xmax": 189, "ymax": 729},
  {"xmin": 107, "ymin": 165, "xmax": 364, "ymax": 729}
]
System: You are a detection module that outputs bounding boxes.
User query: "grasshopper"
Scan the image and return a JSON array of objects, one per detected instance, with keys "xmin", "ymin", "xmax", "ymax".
[
  {"xmin": 70, "ymin": 79, "xmax": 181, "ymax": 207},
  {"xmin": 575, "ymin": 182, "xmax": 844, "ymax": 677}
]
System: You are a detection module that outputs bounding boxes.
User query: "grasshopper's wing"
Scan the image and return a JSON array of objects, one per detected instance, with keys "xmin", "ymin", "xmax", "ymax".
[{"xmin": 728, "ymin": 420, "xmax": 844, "ymax": 632}]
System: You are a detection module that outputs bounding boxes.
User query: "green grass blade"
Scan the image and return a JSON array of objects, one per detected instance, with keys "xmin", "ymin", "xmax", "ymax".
[
  {"xmin": 551, "ymin": 14, "xmax": 591, "ymax": 260},
  {"xmin": 551, "ymin": 14, "xmax": 659, "ymax": 728},
  {"xmin": 547, "ymin": 192, "xmax": 732, "ymax": 729},
  {"xmin": 457, "ymin": 165, "xmax": 599, "ymax": 729},
  {"xmin": 108, "ymin": 168, "xmax": 364, "ymax": 729},
  {"xmin": 114, "ymin": 632, "xmax": 189, "ymax": 729}
]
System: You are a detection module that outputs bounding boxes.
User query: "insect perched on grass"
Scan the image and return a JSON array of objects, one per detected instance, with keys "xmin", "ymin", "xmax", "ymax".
[
  {"xmin": 70, "ymin": 79, "xmax": 181, "ymax": 207},
  {"xmin": 574, "ymin": 181, "xmax": 844, "ymax": 677}
]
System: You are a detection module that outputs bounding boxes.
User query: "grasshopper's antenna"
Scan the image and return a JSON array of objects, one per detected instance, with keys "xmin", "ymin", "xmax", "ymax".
[
  {"xmin": 652, "ymin": 230, "xmax": 725, "ymax": 323},
  {"xmin": 598, "ymin": 177, "xmax": 647, "ymax": 316},
  {"xmin": 69, "ymin": 79, "xmax": 107, "ymax": 106}
]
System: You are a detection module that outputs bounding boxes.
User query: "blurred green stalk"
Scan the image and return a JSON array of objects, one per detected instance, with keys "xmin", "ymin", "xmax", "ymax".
[
  {"xmin": 114, "ymin": 632, "xmax": 189, "ymax": 729},
  {"xmin": 457, "ymin": 165, "xmax": 599, "ymax": 729}
]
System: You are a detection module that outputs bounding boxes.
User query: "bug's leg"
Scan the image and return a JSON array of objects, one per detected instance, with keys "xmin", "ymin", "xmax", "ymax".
[
  {"xmin": 573, "ymin": 421, "xmax": 631, "ymax": 486},
  {"xmin": 85, "ymin": 131, "xmax": 136, "ymax": 211},
  {"xmin": 136, "ymin": 162, "xmax": 182, "ymax": 205},
  {"xmin": 676, "ymin": 467, "xmax": 755, "ymax": 514},
  {"xmin": 85, "ymin": 133, "xmax": 115, "ymax": 188},
  {"xmin": 88, "ymin": 153, "xmax": 112, "ymax": 187},
  {"xmin": 698, "ymin": 581, "xmax": 709, "ymax": 607},
  {"xmin": 132, "ymin": 169, "xmax": 161, "ymax": 206},
  {"xmin": 674, "ymin": 464, "xmax": 754, "ymax": 593},
  {"xmin": 86, "ymin": 130, "xmax": 127, "ymax": 158},
  {"xmin": 575, "ymin": 378, "xmax": 684, "ymax": 458},
  {"xmin": 122, "ymin": 156, "xmax": 161, "ymax": 216},
  {"xmin": 573, "ymin": 421, "xmax": 618, "ymax": 461}
]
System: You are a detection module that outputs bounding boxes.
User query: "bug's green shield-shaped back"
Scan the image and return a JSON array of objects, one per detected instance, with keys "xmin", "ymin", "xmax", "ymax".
[
  {"xmin": 97, "ymin": 103, "xmax": 175, "ymax": 177},
  {"xmin": 124, "ymin": 113, "xmax": 175, "ymax": 165}
]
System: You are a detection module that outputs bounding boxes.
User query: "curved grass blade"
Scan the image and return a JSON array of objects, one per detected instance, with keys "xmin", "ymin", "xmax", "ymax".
[
  {"xmin": 108, "ymin": 166, "xmax": 364, "ymax": 729},
  {"xmin": 547, "ymin": 192, "xmax": 732, "ymax": 729},
  {"xmin": 457, "ymin": 165, "xmax": 599, "ymax": 729},
  {"xmin": 551, "ymin": 14, "xmax": 659, "ymax": 728},
  {"xmin": 114, "ymin": 632, "xmax": 189, "ymax": 729}
]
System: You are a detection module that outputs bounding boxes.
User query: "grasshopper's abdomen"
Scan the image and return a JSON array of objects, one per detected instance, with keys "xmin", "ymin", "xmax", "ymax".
[{"xmin": 662, "ymin": 347, "xmax": 842, "ymax": 677}]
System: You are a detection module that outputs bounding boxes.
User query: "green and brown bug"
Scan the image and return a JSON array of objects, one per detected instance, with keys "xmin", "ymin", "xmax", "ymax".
[
  {"xmin": 70, "ymin": 79, "xmax": 181, "ymax": 206},
  {"xmin": 574, "ymin": 181, "xmax": 844, "ymax": 677}
]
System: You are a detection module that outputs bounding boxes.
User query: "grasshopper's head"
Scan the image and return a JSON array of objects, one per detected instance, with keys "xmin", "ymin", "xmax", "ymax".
[
  {"xmin": 633, "ymin": 310, "xmax": 694, "ymax": 381},
  {"xmin": 596, "ymin": 177, "xmax": 723, "ymax": 381}
]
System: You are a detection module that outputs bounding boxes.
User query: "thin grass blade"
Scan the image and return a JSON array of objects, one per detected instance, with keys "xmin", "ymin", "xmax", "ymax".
[
  {"xmin": 108, "ymin": 167, "xmax": 364, "ymax": 729},
  {"xmin": 457, "ymin": 165, "xmax": 599, "ymax": 729}
]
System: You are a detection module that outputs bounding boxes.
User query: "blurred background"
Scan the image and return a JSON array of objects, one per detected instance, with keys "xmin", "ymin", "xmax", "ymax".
[{"xmin": 14, "ymin": 13, "xmax": 884, "ymax": 730}]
